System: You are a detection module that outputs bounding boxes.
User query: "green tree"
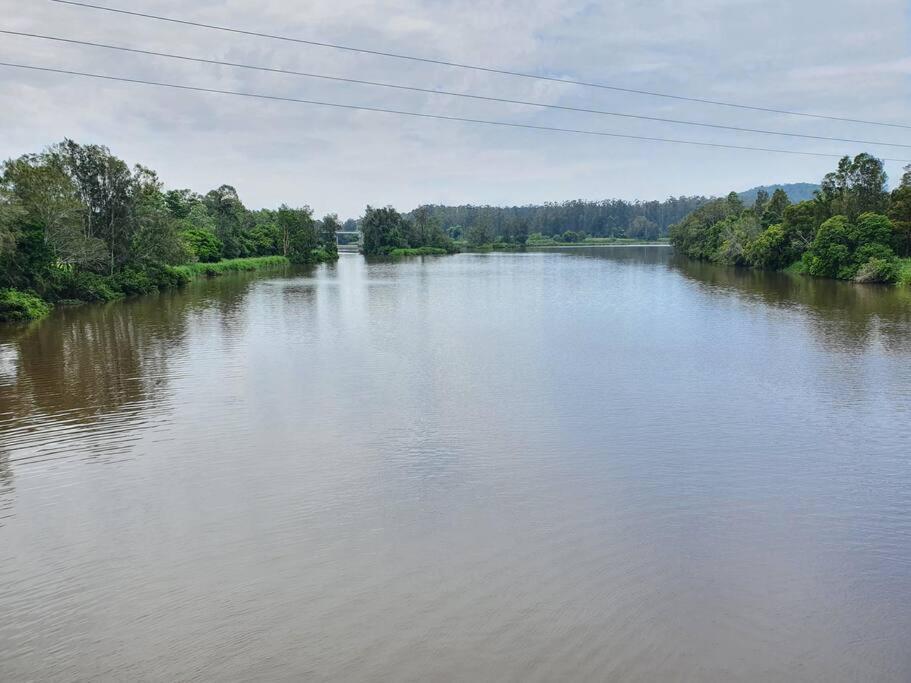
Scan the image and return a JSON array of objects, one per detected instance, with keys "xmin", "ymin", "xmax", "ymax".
[
  {"xmin": 803, "ymin": 213, "xmax": 896, "ymax": 280},
  {"xmin": 1, "ymin": 155, "xmax": 107, "ymax": 271},
  {"xmin": 164, "ymin": 189, "xmax": 201, "ymax": 219},
  {"xmin": 888, "ymin": 165, "xmax": 911, "ymax": 256},
  {"xmin": 820, "ymin": 153, "xmax": 888, "ymax": 218},
  {"xmin": 761, "ymin": 188, "xmax": 791, "ymax": 228},
  {"xmin": 49, "ymin": 139, "xmax": 135, "ymax": 274},
  {"xmin": 744, "ymin": 224, "xmax": 792, "ymax": 270},
  {"xmin": 752, "ymin": 188, "xmax": 769, "ymax": 215},
  {"xmin": 320, "ymin": 213, "xmax": 342, "ymax": 254},
  {"xmin": 361, "ymin": 206, "xmax": 407, "ymax": 255},
  {"xmin": 629, "ymin": 215, "xmax": 658, "ymax": 240},
  {"xmin": 466, "ymin": 221, "xmax": 494, "ymax": 247},
  {"xmin": 181, "ymin": 227, "xmax": 222, "ymax": 262},
  {"xmin": 204, "ymin": 185, "xmax": 249, "ymax": 258},
  {"xmin": 277, "ymin": 205, "xmax": 320, "ymax": 263}
]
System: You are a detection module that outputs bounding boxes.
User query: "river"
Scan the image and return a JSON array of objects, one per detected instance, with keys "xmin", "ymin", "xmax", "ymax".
[{"xmin": 1, "ymin": 247, "xmax": 910, "ymax": 681}]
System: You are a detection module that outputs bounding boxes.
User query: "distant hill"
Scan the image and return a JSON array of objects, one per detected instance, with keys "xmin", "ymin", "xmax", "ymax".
[{"xmin": 738, "ymin": 183, "xmax": 820, "ymax": 205}]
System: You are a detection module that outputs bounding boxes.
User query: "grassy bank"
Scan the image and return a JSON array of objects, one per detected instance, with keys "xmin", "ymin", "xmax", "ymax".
[
  {"xmin": 387, "ymin": 246, "xmax": 454, "ymax": 257},
  {"xmin": 1, "ymin": 256, "xmax": 300, "ymax": 324},
  {"xmin": 898, "ymin": 259, "xmax": 911, "ymax": 287},
  {"xmin": 0, "ymin": 289, "xmax": 53, "ymax": 323},
  {"xmin": 173, "ymin": 255, "xmax": 290, "ymax": 280},
  {"xmin": 526, "ymin": 236, "xmax": 669, "ymax": 247}
]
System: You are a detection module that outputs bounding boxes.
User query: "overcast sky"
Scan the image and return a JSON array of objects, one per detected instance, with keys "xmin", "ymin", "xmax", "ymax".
[{"xmin": 2, "ymin": 0, "xmax": 909, "ymax": 218}]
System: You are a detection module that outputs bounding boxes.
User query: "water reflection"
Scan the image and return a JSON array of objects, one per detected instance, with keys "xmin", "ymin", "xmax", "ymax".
[
  {"xmin": 669, "ymin": 254, "xmax": 911, "ymax": 354},
  {"xmin": 0, "ymin": 250, "xmax": 909, "ymax": 681},
  {"xmin": 0, "ymin": 272, "xmax": 274, "ymax": 466}
]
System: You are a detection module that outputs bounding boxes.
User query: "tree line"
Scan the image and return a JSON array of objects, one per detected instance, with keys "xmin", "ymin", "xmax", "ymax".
[
  {"xmin": 0, "ymin": 139, "xmax": 339, "ymax": 320},
  {"xmin": 670, "ymin": 154, "xmax": 911, "ymax": 284},
  {"xmin": 405, "ymin": 196, "xmax": 710, "ymax": 244}
]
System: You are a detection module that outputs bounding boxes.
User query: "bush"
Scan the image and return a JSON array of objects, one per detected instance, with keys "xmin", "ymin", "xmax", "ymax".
[
  {"xmin": 854, "ymin": 257, "xmax": 899, "ymax": 284},
  {"xmin": 181, "ymin": 228, "xmax": 223, "ymax": 263},
  {"xmin": 111, "ymin": 264, "xmax": 189, "ymax": 296},
  {"xmin": 803, "ymin": 213, "xmax": 897, "ymax": 280},
  {"xmin": 0, "ymin": 288, "xmax": 51, "ymax": 322},
  {"xmin": 745, "ymin": 224, "xmax": 793, "ymax": 270},
  {"xmin": 172, "ymin": 256, "xmax": 289, "ymax": 279},
  {"xmin": 50, "ymin": 269, "xmax": 120, "ymax": 302}
]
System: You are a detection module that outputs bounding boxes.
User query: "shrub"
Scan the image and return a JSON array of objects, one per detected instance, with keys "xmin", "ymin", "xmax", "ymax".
[
  {"xmin": 803, "ymin": 214, "xmax": 897, "ymax": 280},
  {"xmin": 50, "ymin": 269, "xmax": 120, "ymax": 302},
  {"xmin": 854, "ymin": 257, "xmax": 899, "ymax": 284},
  {"xmin": 0, "ymin": 288, "xmax": 51, "ymax": 322},
  {"xmin": 745, "ymin": 224, "xmax": 792, "ymax": 270},
  {"xmin": 181, "ymin": 228, "xmax": 223, "ymax": 263},
  {"xmin": 111, "ymin": 264, "xmax": 189, "ymax": 296}
]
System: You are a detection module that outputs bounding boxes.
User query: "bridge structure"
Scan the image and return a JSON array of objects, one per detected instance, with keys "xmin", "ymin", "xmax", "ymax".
[{"xmin": 335, "ymin": 231, "xmax": 362, "ymax": 253}]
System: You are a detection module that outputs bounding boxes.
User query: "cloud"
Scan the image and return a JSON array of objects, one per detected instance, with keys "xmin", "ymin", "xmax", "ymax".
[{"xmin": 1, "ymin": 0, "xmax": 909, "ymax": 216}]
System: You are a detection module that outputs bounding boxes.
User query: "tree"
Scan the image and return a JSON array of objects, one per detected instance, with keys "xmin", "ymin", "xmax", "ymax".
[
  {"xmin": 744, "ymin": 224, "xmax": 792, "ymax": 270},
  {"xmin": 803, "ymin": 213, "xmax": 896, "ymax": 280},
  {"xmin": 889, "ymin": 165, "xmax": 911, "ymax": 256},
  {"xmin": 49, "ymin": 139, "xmax": 135, "ymax": 274},
  {"xmin": 1, "ymin": 155, "xmax": 107, "ymax": 271},
  {"xmin": 820, "ymin": 153, "xmax": 888, "ymax": 218},
  {"xmin": 320, "ymin": 214, "xmax": 342, "ymax": 250},
  {"xmin": 277, "ymin": 205, "xmax": 319, "ymax": 263},
  {"xmin": 204, "ymin": 185, "xmax": 249, "ymax": 258},
  {"xmin": 629, "ymin": 215, "xmax": 658, "ymax": 240},
  {"xmin": 165, "ymin": 189, "xmax": 201, "ymax": 219},
  {"xmin": 181, "ymin": 227, "xmax": 222, "ymax": 263},
  {"xmin": 753, "ymin": 188, "xmax": 770, "ymax": 215},
  {"xmin": 361, "ymin": 206, "xmax": 407, "ymax": 255},
  {"xmin": 466, "ymin": 221, "xmax": 494, "ymax": 247},
  {"xmin": 761, "ymin": 188, "xmax": 791, "ymax": 228}
]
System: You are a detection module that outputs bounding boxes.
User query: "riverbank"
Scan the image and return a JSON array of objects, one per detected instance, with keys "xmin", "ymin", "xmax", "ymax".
[
  {"xmin": 0, "ymin": 255, "xmax": 299, "ymax": 323},
  {"xmin": 173, "ymin": 255, "xmax": 290, "ymax": 280}
]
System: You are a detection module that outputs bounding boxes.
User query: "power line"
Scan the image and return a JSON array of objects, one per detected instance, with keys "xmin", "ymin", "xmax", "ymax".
[
  {"xmin": 4, "ymin": 61, "xmax": 909, "ymax": 163},
  {"xmin": 47, "ymin": 0, "xmax": 911, "ymax": 131},
  {"xmin": 4, "ymin": 29, "xmax": 910, "ymax": 151}
]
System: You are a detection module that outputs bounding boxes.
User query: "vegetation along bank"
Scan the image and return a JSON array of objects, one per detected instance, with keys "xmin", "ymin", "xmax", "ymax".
[
  {"xmin": 669, "ymin": 154, "xmax": 911, "ymax": 286},
  {"xmin": 0, "ymin": 139, "xmax": 340, "ymax": 322}
]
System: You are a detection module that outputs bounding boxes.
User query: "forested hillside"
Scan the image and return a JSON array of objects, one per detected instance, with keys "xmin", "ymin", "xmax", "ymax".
[{"xmin": 738, "ymin": 183, "xmax": 820, "ymax": 205}]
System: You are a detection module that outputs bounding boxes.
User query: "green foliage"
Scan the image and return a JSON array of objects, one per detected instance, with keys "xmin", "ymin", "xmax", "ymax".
[
  {"xmin": 669, "ymin": 154, "xmax": 907, "ymax": 287},
  {"xmin": 628, "ymin": 215, "xmax": 659, "ymax": 240},
  {"xmin": 466, "ymin": 222, "xmax": 495, "ymax": 248},
  {"xmin": 50, "ymin": 269, "xmax": 120, "ymax": 302},
  {"xmin": 853, "ymin": 257, "xmax": 899, "ymax": 284},
  {"xmin": 819, "ymin": 153, "xmax": 889, "ymax": 218},
  {"xmin": 780, "ymin": 200, "xmax": 825, "ymax": 254},
  {"xmin": 362, "ymin": 206, "xmax": 408, "ymax": 255},
  {"xmin": 0, "ymin": 288, "xmax": 52, "ymax": 322},
  {"xmin": 110, "ymin": 264, "xmax": 189, "ymax": 297},
  {"xmin": 803, "ymin": 213, "xmax": 896, "ymax": 280},
  {"xmin": 172, "ymin": 256, "xmax": 289, "ymax": 279},
  {"xmin": 889, "ymin": 183, "xmax": 911, "ymax": 257},
  {"xmin": 410, "ymin": 196, "xmax": 710, "ymax": 240},
  {"xmin": 669, "ymin": 198, "xmax": 735, "ymax": 260},
  {"xmin": 897, "ymin": 259, "xmax": 911, "ymax": 287},
  {"xmin": 760, "ymin": 188, "xmax": 791, "ymax": 228},
  {"xmin": 181, "ymin": 227, "xmax": 223, "ymax": 263},
  {"xmin": 0, "ymin": 139, "xmax": 350, "ymax": 321},
  {"xmin": 388, "ymin": 246, "xmax": 451, "ymax": 256},
  {"xmin": 744, "ymin": 224, "xmax": 793, "ymax": 270}
]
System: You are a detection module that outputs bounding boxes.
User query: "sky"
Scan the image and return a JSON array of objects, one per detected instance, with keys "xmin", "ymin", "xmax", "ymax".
[{"xmin": 1, "ymin": 0, "xmax": 910, "ymax": 218}]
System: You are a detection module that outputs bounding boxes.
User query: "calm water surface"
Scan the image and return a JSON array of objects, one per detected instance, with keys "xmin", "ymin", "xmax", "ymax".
[{"xmin": 1, "ymin": 247, "xmax": 910, "ymax": 681}]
